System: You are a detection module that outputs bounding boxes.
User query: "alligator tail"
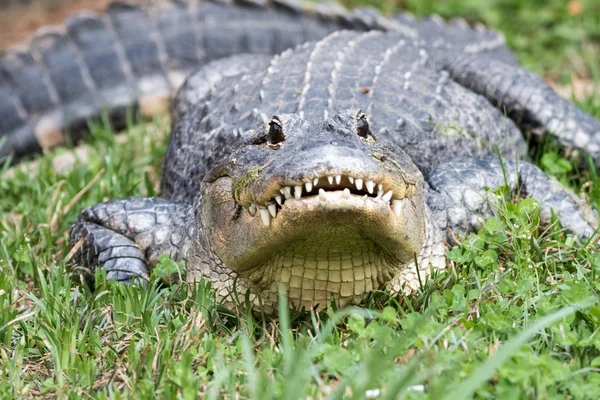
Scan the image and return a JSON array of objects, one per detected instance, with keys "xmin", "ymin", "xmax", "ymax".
[{"xmin": 0, "ymin": 0, "xmax": 387, "ymax": 161}]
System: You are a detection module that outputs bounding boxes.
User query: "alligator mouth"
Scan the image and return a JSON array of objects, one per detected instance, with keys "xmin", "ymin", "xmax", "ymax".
[
  {"xmin": 244, "ymin": 173, "xmax": 416, "ymax": 226},
  {"xmin": 202, "ymin": 169, "xmax": 425, "ymax": 311}
]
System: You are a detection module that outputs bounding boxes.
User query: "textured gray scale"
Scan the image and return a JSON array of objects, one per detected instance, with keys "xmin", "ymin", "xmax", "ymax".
[
  {"xmin": 195, "ymin": 2, "xmax": 308, "ymax": 60},
  {"xmin": 363, "ymin": 37, "xmax": 412, "ymax": 117},
  {"xmin": 0, "ymin": 84, "xmax": 27, "ymax": 136},
  {"xmin": 29, "ymin": 30, "xmax": 100, "ymax": 133},
  {"xmin": 0, "ymin": 50, "xmax": 57, "ymax": 115},
  {"xmin": 0, "ymin": 73, "xmax": 34, "ymax": 157},
  {"xmin": 234, "ymin": 6, "xmax": 279, "ymax": 55},
  {"xmin": 259, "ymin": 44, "xmax": 316, "ymax": 116},
  {"xmin": 393, "ymin": 13, "xmax": 517, "ymax": 66},
  {"xmin": 188, "ymin": 0, "xmax": 232, "ymax": 61},
  {"xmin": 0, "ymin": 127, "xmax": 41, "ymax": 159},
  {"xmin": 296, "ymin": 31, "xmax": 366, "ymax": 121},
  {"xmin": 65, "ymin": 12, "xmax": 136, "ymax": 110},
  {"xmin": 172, "ymin": 54, "xmax": 272, "ymax": 120},
  {"xmin": 294, "ymin": 9, "xmax": 340, "ymax": 45},
  {"xmin": 30, "ymin": 30, "xmax": 96, "ymax": 108},
  {"xmin": 152, "ymin": 2, "xmax": 200, "ymax": 73},
  {"xmin": 327, "ymin": 31, "xmax": 402, "ymax": 115},
  {"xmin": 196, "ymin": 2, "xmax": 261, "ymax": 58},
  {"xmin": 323, "ymin": 32, "xmax": 364, "ymax": 115},
  {"xmin": 0, "ymin": 79, "xmax": 39, "ymax": 156},
  {"xmin": 372, "ymin": 44, "xmax": 524, "ymax": 174},
  {"xmin": 106, "ymin": 3, "xmax": 170, "ymax": 88}
]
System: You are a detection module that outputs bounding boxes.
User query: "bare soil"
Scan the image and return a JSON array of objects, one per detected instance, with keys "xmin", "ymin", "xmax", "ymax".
[{"xmin": 0, "ymin": 0, "xmax": 145, "ymax": 49}]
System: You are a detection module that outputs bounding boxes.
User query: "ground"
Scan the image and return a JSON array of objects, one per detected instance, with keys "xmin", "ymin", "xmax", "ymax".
[{"xmin": 1, "ymin": 1, "xmax": 600, "ymax": 399}]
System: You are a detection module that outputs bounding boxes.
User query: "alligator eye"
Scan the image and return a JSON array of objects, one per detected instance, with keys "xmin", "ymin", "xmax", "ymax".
[
  {"xmin": 356, "ymin": 112, "xmax": 370, "ymax": 138},
  {"xmin": 268, "ymin": 116, "xmax": 285, "ymax": 145}
]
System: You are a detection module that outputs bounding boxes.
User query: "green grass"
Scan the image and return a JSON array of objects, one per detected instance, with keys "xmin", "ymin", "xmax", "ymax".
[{"xmin": 1, "ymin": 1, "xmax": 600, "ymax": 399}]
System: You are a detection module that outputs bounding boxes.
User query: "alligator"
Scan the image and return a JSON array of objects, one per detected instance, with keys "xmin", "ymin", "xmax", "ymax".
[{"xmin": 4, "ymin": 0, "xmax": 599, "ymax": 314}]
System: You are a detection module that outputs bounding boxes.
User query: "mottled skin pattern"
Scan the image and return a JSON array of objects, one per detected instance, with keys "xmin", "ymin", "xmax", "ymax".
[{"xmin": 7, "ymin": 1, "xmax": 597, "ymax": 312}]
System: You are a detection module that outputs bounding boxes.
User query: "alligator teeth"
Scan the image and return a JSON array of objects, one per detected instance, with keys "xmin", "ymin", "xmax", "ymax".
[
  {"xmin": 319, "ymin": 188, "xmax": 327, "ymax": 201},
  {"xmin": 355, "ymin": 178, "xmax": 363, "ymax": 190},
  {"xmin": 259, "ymin": 207, "xmax": 270, "ymax": 226},
  {"xmin": 268, "ymin": 203, "xmax": 277, "ymax": 218},
  {"xmin": 281, "ymin": 186, "xmax": 292, "ymax": 199},
  {"xmin": 393, "ymin": 199, "xmax": 403, "ymax": 217},
  {"xmin": 382, "ymin": 190, "xmax": 393, "ymax": 203},
  {"xmin": 257, "ymin": 178, "xmax": 405, "ymax": 220}
]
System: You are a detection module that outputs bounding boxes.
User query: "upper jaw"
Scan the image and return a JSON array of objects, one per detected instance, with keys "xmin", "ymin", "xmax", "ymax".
[{"xmin": 231, "ymin": 145, "xmax": 422, "ymax": 224}]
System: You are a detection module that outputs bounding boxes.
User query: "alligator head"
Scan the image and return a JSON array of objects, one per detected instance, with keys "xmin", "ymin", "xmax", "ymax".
[{"xmin": 197, "ymin": 109, "xmax": 429, "ymax": 312}]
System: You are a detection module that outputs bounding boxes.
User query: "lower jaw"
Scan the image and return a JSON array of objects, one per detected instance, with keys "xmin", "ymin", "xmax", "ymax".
[{"xmin": 241, "ymin": 226, "xmax": 401, "ymax": 312}]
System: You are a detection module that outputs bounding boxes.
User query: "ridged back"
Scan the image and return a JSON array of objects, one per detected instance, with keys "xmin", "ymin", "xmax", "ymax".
[
  {"xmin": 0, "ymin": 0, "xmax": 511, "ymax": 162},
  {"xmin": 0, "ymin": 0, "xmax": 366, "ymax": 160}
]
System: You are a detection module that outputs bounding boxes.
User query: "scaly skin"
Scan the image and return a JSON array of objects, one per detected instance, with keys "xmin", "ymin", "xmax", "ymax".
[
  {"xmin": 70, "ymin": 198, "xmax": 194, "ymax": 283},
  {"xmin": 30, "ymin": 2, "xmax": 597, "ymax": 312},
  {"xmin": 0, "ymin": 0, "xmax": 403, "ymax": 162}
]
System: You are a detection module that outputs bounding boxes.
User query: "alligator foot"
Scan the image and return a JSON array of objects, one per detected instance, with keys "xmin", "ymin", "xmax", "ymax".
[
  {"xmin": 69, "ymin": 197, "xmax": 194, "ymax": 284},
  {"xmin": 446, "ymin": 56, "xmax": 600, "ymax": 164},
  {"xmin": 426, "ymin": 156, "xmax": 598, "ymax": 242}
]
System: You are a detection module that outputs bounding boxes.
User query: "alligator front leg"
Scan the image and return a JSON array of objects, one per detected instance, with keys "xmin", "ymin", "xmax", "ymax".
[
  {"xmin": 69, "ymin": 198, "xmax": 195, "ymax": 284},
  {"xmin": 426, "ymin": 157, "xmax": 598, "ymax": 243},
  {"xmin": 445, "ymin": 56, "xmax": 600, "ymax": 164}
]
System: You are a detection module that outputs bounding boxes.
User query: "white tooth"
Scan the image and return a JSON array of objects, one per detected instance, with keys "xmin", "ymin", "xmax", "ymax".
[
  {"xmin": 294, "ymin": 185, "xmax": 302, "ymax": 199},
  {"xmin": 348, "ymin": 177, "xmax": 354, "ymax": 184},
  {"xmin": 259, "ymin": 207, "xmax": 270, "ymax": 226},
  {"xmin": 249, "ymin": 204, "xmax": 257, "ymax": 216},
  {"xmin": 305, "ymin": 182, "xmax": 313, "ymax": 192},
  {"xmin": 382, "ymin": 190, "xmax": 393, "ymax": 202},
  {"xmin": 342, "ymin": 188, "xmax": 351, "ymax": 199},
  {"xmin": 327, "ymin": 176, "xmax": 334, "ymax": 185},
  {"xmin": 313, "ymin": 177, "xmax": 319, "ymax": 187},
  {"xmin": 366, "ymin": 180, "xmax": 374, "ymax": 194},
  {"xmin": 319, "ymin": 188, "xmax": 327, "ymax": 201},
  {"xmin": 281, "ymin": 186, "xmax": 292, "ymax": 199},
  {"xmin": 275, "ymin": 195, "xmax": 282, "ymax": 206},
  {"xmin": 268, "ymin": 203, "xmax": 277, "ymax": 218},
  {"xmin": 393, "ymin": 200, "xmax": 404, "ymax": 217},
  {"xmin": 378, "ymin": 183, "xmax": 383, "ymax": 196},
  {"xmin": 355, "ymin": 178, "xmax": 363, "ymax": 190},
  {"xmin": 335, "ymin": 175, "xmax": 341, "ymax": 185}
]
